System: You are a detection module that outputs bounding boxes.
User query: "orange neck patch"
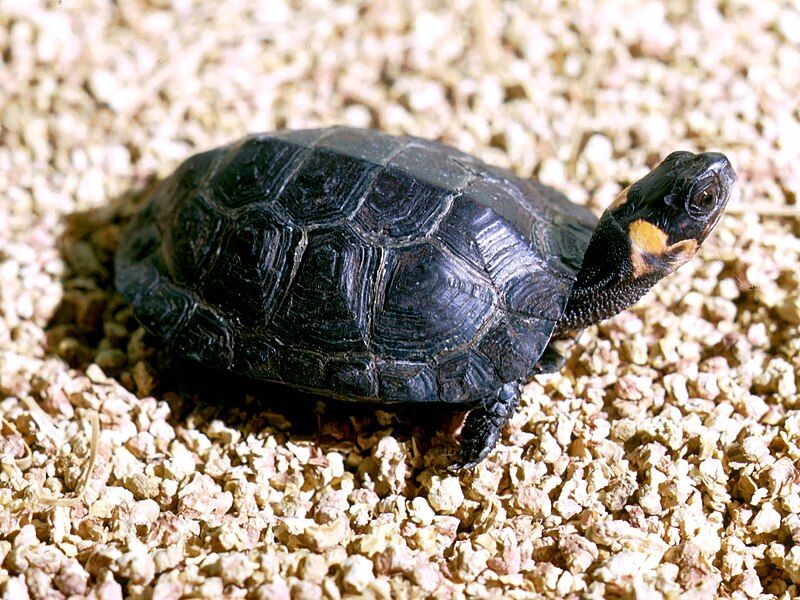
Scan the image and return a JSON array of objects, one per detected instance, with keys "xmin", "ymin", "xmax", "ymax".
[
  {"xmin": 628, "ymin": 219, "xmax": 699, "ymax": 278},
  {"xmin": 628, "ymin": 219, "xmax": 669, "ymax": 254}
]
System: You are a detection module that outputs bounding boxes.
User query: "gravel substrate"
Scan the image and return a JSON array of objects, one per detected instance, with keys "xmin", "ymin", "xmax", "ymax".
[{"xmin": 2, "ymin": 1, "xmax": 800, "ymax": 598}]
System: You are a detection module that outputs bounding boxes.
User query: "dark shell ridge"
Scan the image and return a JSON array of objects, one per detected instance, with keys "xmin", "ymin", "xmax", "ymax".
[{"xmin": 115, "ymin": 127, "xmax": 597, "ymax": 405}]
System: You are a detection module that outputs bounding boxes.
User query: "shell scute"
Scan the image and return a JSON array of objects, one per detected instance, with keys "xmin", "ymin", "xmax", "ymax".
[
  {"xmin": 153, "ymin": 149, "xmax": 219, "ymax": 230},
  {"xmin": 477, "ymin": 313, "xmax": 553, "ymax": 381},
  {"xmin": 353, "ymin": 145, "xmax": 471, "ymax": 243},
  {"xmin": 172, "ymin": 304, "xmax": 234, "ymax": 370},
  {"xmin": 202, "ymin": 207, "xmax": 301, "ymax": 321},
  {"xmin": 377, "ymin": 361, "xmax": 437, "ymax": 403},
  {"xmin": 436, "ymin": 196, "xmax": 570, "ymax": 320},
  {"xmin": 209, "ymin": 134, "xmax": 314, "ymax": 209},
  {"xmin": 160, "ymin": 195, "xmax": 225, "ymax": 287},
  {"xmin": 117, "ymin": 256, "xmax": 197, "ymax": 339},
  {"xmin": 276, "ymin": 147, "xmax": 382, "ymax": 225},
  {"xmin": 328, "ymin": 356, "xmax": 378, "ymax": 398},
  {"xmin": 279, "ymin": 350, "xmax": 327, "ymax": 389},
  {"xmin": 371, "ymin": 243, "xmax": 496, "ymax": 359},
  {"xmin": 272, "ymin": 228, "xmax": 379, "ymax": 352},
  {"xmin": 234, "ymin": 335, "xmax": 282, "ymax": 381},
  {"xmin": 436, "ymin": 352, "xmax": 500, "ymax": 404}
]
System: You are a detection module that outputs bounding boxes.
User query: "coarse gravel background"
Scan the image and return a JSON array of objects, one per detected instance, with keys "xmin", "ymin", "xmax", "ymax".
[{"xmin": 2, "ymin": 0, "xmax": 800, "ymax": 598}]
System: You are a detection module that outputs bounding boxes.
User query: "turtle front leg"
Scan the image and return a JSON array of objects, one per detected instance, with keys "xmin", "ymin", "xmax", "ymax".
[
  {"xmin": 450, "ymin": 382, "xmax": 520, "ymax": 471},
  {"xmin": 534, "ymin": 329, "xmax": 584, "ymax": 374},
  {"xmin": 534, "ymin": 345, "xmax": 567, "ymax": 374}
]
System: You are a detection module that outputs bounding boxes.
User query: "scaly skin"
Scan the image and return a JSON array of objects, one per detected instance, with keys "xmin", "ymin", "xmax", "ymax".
[{"xmin": 451, "ymin": 383, "xmax": 520, "ymax": 471}]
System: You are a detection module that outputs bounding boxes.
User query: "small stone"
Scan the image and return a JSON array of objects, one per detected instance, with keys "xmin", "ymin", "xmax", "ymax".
[
  {"xmin": 85, "ymin": 364, "xmax": 109, "ymax": 384},
  {"xmin": 291, "ymin": 581, "xmax": 323, "ymax": 600},
  {"xmin": 559, "ymin": 535, "xmax": 598, "ymax": 574},
  {"xmin": 132, "ymin": 361, "xmax": 156, "ymax": 396},
  {"xmin": 752, "ymin": 503, "xmax": 781, "ymax": 534},
  {"xmin": 412, "ymin": 561, "xmax": 442, "ymax": 592},
  {"xmin": 198, "ymin": 578, "xmax": 224, "ymax": 598},
  {"xmin": 177, "ymin": 473, "xmax": 233, "ymax": 518},
  {"xmin": 254, "ymin": 581, "xmax": 291, "ymax": 600},
  {"xmin": 409, "ymin": 497, "xmax": 435, "ymax": 526},
  {"xmin": 452, "ymin": 541, "xmax": 489, "ymax": 582},
  {"xmin": 583, "ymin": 133, "xmax": 614, "ymax": 168},
  {"xmin": 115, "ymin": 544, "xmax": 155, "ymax": 585},
  {"xmin": 219, "ymin": 553, "xmax": 256, "ymax": 586},
  {"xmin": 4, "ymin": 576, "xmax": 30, "ymax": 600},
  {"xmin": 54, "ymin": 559, "xmax": 89, "ymax": 596},
  {"xmin": 426, "ymin": 476, "xmax": 464, "ymax": 515},
  {"xmin": 664, "ymin": 373, "xmax": 689, "ymax": 404},
  {"xmin": 299, "ymin": 554, "xmax": 328, "ymax": 584},
  {"xmin": 341, "ymin": 555, "xmax": 374, "ymax": 593},
  {"xmin": 131, "ymin": 499, "xmax": 160, "ymax": 524},
  {"xmin": 90, "ymin": 487, "xmax": 135, "ymax": 519},
  {"xmin": 514, "ymin": 486, "xmax": 552, "ymax": 518},
  {"xmin": 95, "ymin": 349, "xmax": 127, "ymax": 373}
]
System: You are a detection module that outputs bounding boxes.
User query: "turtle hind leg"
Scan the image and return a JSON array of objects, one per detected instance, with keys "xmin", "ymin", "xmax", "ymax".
[{"xmin": 449, "ymin": 382, "xmax": 520, "ymax": 472}]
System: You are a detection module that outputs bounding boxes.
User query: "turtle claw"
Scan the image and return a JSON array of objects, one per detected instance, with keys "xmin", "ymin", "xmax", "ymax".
[
  {"xmin": 447, "ymin": 457, "xmax": 480, "ymax": 474},
  {"xmin": 449, "ymin": 383, "xmax": 521, "ymax": 473}
]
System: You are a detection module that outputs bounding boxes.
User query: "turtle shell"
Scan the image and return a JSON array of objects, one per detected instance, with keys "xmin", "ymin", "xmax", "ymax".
[{"xmin": 115, "ymin": 127, "xmax": 597, "ymax": 404}]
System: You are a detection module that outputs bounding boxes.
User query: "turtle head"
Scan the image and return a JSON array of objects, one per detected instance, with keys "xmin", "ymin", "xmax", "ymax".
[
  {"xmin": 555, "ymin": 151, "xmax": 736, "ymax": 336},
  {"xmin": 605, "ymin": 151, "xmax": 736, "ymax": 279}
]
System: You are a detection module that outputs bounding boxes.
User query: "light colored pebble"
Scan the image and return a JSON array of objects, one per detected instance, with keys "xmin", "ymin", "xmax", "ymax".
[
  {"xmin": 426, "ymin": 476, "xmax": 464, "ymax": 515},
  {"xmin": 341, "ymin": 555, "xmax": 374, "ymax": 593}
]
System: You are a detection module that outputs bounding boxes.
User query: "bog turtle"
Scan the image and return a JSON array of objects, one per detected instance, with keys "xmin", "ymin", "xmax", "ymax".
[{"xmin": 115, "ymin": 127, "xmax": 736, "ymax": 468}]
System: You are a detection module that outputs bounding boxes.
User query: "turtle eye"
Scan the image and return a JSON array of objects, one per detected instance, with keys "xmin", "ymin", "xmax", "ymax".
[{"xmin": 687, "ymin": 178, "xmax": 720, "ymax": 218}]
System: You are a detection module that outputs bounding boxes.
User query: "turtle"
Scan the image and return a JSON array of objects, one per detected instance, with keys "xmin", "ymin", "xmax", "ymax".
[{"xmin": 115, "ymin": 126, "xmax": 736, "ymax": 469}]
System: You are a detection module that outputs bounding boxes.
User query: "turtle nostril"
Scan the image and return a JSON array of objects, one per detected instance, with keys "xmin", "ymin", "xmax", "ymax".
[{"xmin": 701, "ymin": 152, "xmax": 735, "ymax": 181}]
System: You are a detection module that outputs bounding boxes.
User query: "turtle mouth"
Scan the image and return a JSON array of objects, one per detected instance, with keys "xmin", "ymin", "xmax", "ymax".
[{"xmin": 701, "ymin": 198, "xmax": 727, "ymax": 237}]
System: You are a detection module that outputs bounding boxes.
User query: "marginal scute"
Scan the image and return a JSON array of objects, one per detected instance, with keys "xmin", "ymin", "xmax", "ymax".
[
  {"xmin": 118, "ymin": 209, "xmax": 159, "ymax": 264},
  {"xmin": 543, "ymin": 219, "xmax": 595, "ymax": 274},
  {"xmin": 172, "ymin": 304, "xmax": 234, "ymax": 370},
  {"xmin": 280, "ymin": 350, "xmax": 328, "ymax": 388},
  {"xmin": 378, "ymin": 361, "xmax": 437, "ymax": 403},
  {"xmin": 234, "ymin": 335, "xmax": 282, "ymax": 381},
  {"xmin": 436, "ymin": 352, "xmax": 500, "ymax": 404},
  {"xmin": 371, "ymin": 243, "xmax": 496, "ymax": 358},
  {"xmin": 116, "ymin": 255, "xmax": 196, "ymax": 338},
  {"xmin": 328, "ymin": 356, "xmax": 378, "ymax": 398},
  {"xmin": 159, "ymin": 195, "xmax": 225, "ymax": 287},
  {"xmin": 477, "ymin": 313, "xmax": 553, "ymax": 382},
  {"xmin": 276, "ymin": 147, "xmax": 382, "ymax": 224},
  {"xmin": 503, "ymin": 270, "xmax": 569, "ymax": 320},
  {"xmin": 202, "ymin": 207, "xmax": 301, "ymax": 321},
  {"xmin": 272, "ymin": 228, "xmax": 378, "ymax": 352}
]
